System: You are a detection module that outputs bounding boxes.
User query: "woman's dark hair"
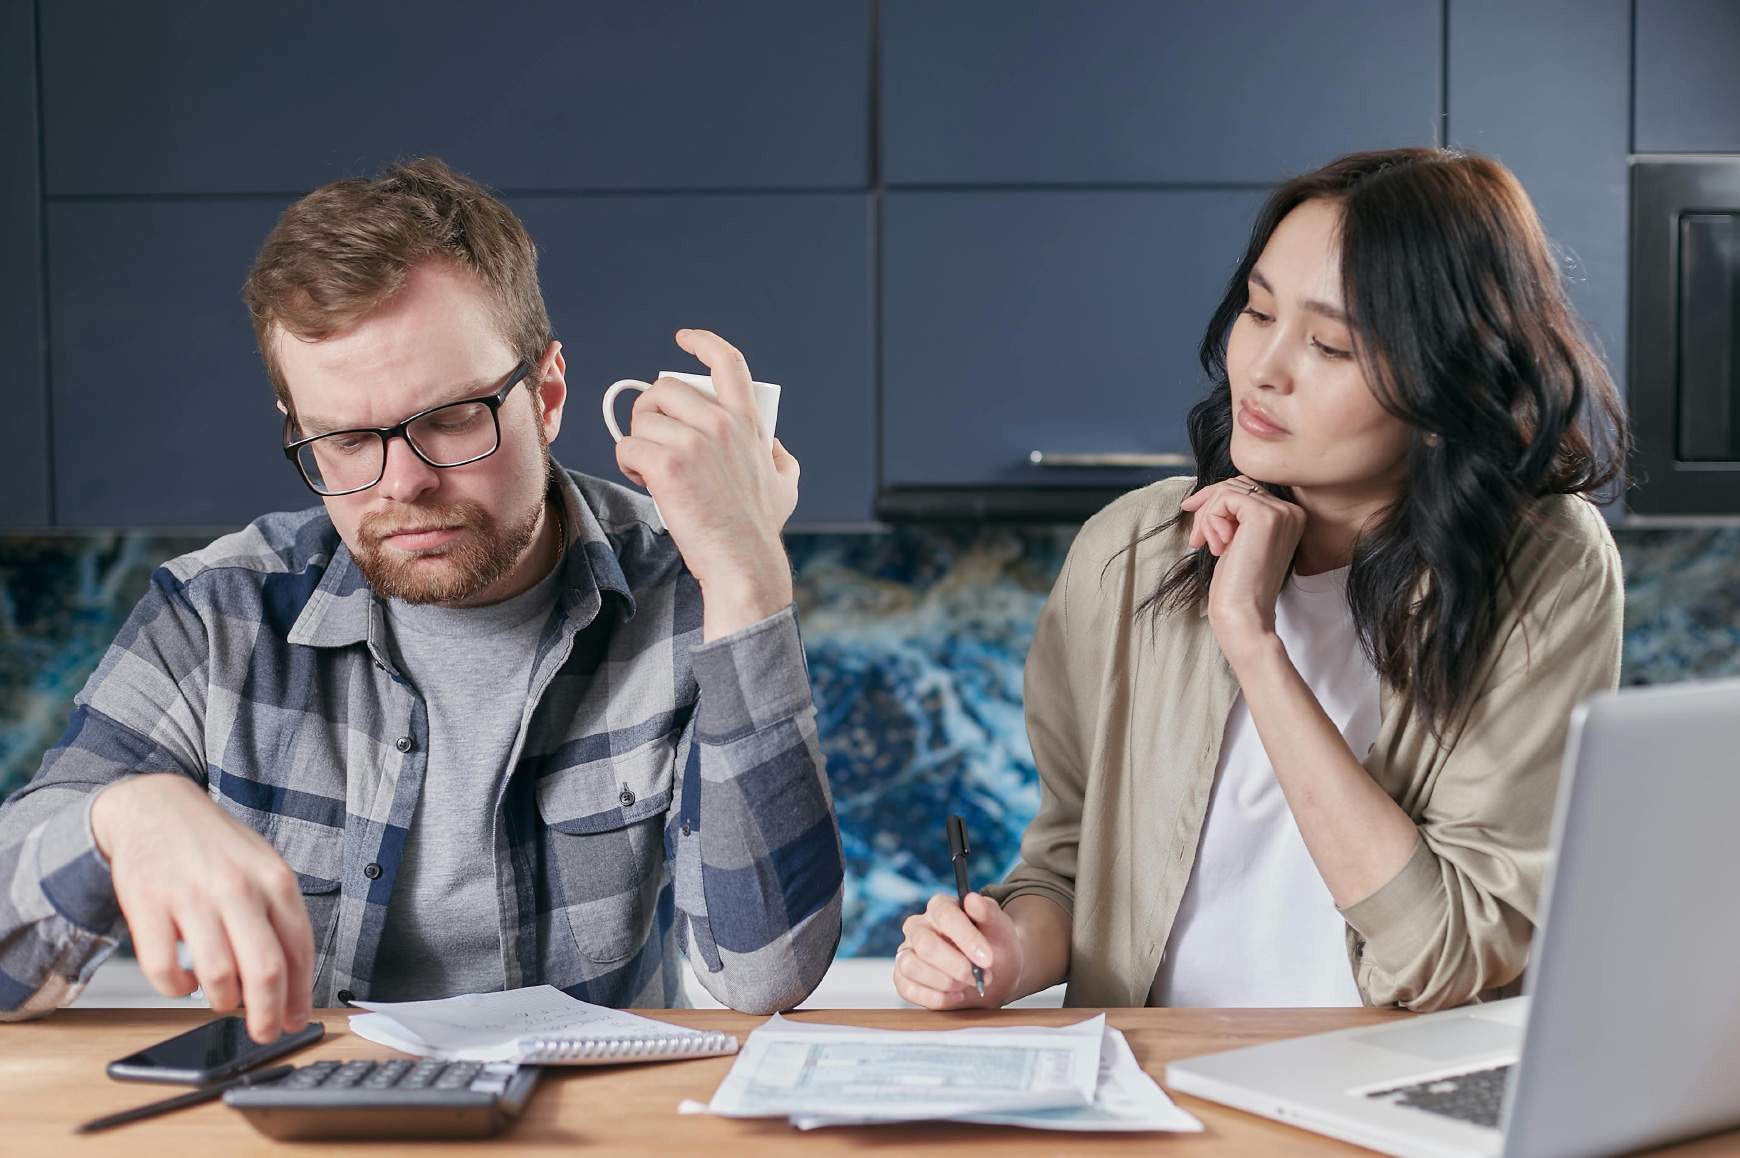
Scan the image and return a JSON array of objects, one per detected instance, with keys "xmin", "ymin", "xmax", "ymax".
[{"xmin": 1147, "ymin": 147, "xmax": 1628, "ymax": 733}]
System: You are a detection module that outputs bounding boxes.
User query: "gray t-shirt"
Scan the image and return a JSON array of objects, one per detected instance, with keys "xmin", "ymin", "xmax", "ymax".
[{"xmin": 369, "ymin": 563, "xmax": 562, "ymax": 1000}]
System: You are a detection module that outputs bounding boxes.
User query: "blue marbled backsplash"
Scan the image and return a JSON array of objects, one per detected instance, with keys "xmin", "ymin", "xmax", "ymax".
[{"xmin": 3, "ymin": 522, "xmax": 1738, "ymax": 954}]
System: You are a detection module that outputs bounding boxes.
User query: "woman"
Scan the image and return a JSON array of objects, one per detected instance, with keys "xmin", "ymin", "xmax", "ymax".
[{"xmin": 893, "ymin": 148, "xmax": 1628, "ymax": 1013}]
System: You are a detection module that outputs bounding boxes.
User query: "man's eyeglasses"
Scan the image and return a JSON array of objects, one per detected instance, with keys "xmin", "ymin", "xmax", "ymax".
[{"xmin": 282, "ymin": 362, "xmax": 534, "ymax": 497}]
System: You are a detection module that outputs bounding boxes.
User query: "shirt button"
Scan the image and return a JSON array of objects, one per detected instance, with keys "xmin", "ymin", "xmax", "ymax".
[
  {"xmin": 395, "ymin": 737, "xmax": 413, "ymax": 752},
  {"xmin": 681, "ymin": 818, "xmax": 691, "ymax": 837},
  {"xmin": 619, "ymin": 786, "xmax": 636, "ymax": 807},
  {"xmin": 337, "ymin": 989, "xmax": 356, "ymax": 1004},
  {"xmin": 363, "ymin": 862, "xmax": 383, "ymax": 880}
]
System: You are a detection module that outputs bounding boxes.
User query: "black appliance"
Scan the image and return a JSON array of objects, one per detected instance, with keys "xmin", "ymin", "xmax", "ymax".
[{"xmin": 1631, "ymin": 157, "xmax": 1740, "ymax": 515}]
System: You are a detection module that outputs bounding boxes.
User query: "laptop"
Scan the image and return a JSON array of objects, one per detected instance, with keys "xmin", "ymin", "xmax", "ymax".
[{"xmin": 1165, "ymin": 677, "xmax": 1740, "ymax": 1158}]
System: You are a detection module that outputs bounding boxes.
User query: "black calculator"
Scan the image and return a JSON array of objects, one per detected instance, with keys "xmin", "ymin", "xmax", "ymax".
[{"xmin": 223, "ymin": 1058, "xmax": 542, "ymax": 1140}]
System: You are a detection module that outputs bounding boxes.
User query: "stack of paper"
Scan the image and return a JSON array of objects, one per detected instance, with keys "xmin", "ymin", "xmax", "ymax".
[
  {"xmin": 349, "ymin": 985, "xmax": 738, "ymax": 1065},
  {"xmin": 690, "ymin": 1014, "xmax": 1202, "ymax": 1133}
]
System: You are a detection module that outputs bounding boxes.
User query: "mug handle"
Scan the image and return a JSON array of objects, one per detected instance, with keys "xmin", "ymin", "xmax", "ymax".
[{"xmin": 602, "ymin": 379, "xmax": 653, "ymax": 442}]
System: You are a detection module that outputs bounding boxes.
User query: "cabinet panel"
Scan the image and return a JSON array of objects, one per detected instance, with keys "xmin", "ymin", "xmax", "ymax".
[
  {"xmin": 50, "ymin": 194, "xmax": 873, "ymax": 527},
  {"xmin": 881, "ymin": 189, "xmax": 1267, "ymax": 487},
  {"xmin": 48, "ymin": 201, "xmax": 313, "ymax": 527},
  {"xmin": 881, "ymin": 0, "xmax": 1440, "ymax": 186},
  {"xmin": 514, "ymin": 193, "xmax": 873, "ymax": 525},
  {"xmin": 0, "ymin": 0, "xmax": 48, "ymax": 527},
  {"xmin": 41, "ymin": 1, "xmax": 869, "ymax": 196},
  {"xmin": 1635, "ymin": 0, "xmax": 1740, "ymax": 153},
  {"xmin": 1448, "ymin": 0, "xmax": 1630, "ymax": 384}
]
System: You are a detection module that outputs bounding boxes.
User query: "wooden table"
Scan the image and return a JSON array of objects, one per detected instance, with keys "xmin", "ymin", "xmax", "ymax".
[{"xmin": 5, "ymin": 1007, "xmax": 1738, "ymax": 1156}]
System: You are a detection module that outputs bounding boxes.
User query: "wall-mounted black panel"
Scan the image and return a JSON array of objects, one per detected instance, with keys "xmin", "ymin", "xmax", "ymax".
[
  {"xmin": 1448, "ymin": 0, "xmax": 1630, "ymax": 387},
  {"xmin": 48, "ymin": 200, "xmax": 314, "ymax": 527},
  {"xmin": 880, "ymin": 0, "xmax": 1440, "ymax": 186},
  {"xmin": 41, "ymin": 1, "xmax": 870, "ymax": 196},
  {"xmin": 1635, "ymin": 0, "xmax": 1740, "ymax": 154},
  {"xmin": 0, "ymin": 0, "xmax": 49, "ymax": 527},
  {"xmin": 881, "ymin": 189, "xmax": 1267, "ymax": 488},
  {"xmin": 1629, "ymin": 159, "xmax": 1740, "ymax": 516},
  {"xmin": 1676, "ymin": 215, "xmax": 1740, "ymax": 461},
  {"xmin": 514, "ymin": 193, "xmax": 873, "ymax": 526}
]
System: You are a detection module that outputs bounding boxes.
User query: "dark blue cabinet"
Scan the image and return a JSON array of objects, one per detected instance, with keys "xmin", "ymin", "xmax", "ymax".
[
  {"xmin": 513, "ymin": 193, "xmax": 874, "ymax": 525},
  {"xmin": 881, "ymin": 0, "xmax": 1441, "ymax": 186},
  {"xmin": 47, "ymin": 194, "xmax": 873, "ymax": 527},
  {"xmin": 32, "ymin": 0, "xmax": 877, "ymax": 528},
  {"xmin": 0, "ymin": 4, "xmax": 1683, "ymax": 526},
  {"xmin": 0, "ymin": 0, "xmax": 48, "ymax": 527},
  {"xmin": 1447, "ymin": 0, "xmax": 1630, "ymax": 378},
  {"xmin": 881, "ymin": 189, "xmax": 1267, "ymax": 488},
  {"xmin": 40, "ymin": 1, "xmax": 871, "ymax": 196},
  {"xmin": 47, "ymin": 201, "xmax": 313, "ymax": 527},
  {"xmin": 877, "ymin": 0, "xmax": 1441, "ymax": 505},
  {"xmin": 1635, "ymin": 0, "xmax": 1740, "ymax": 153}
]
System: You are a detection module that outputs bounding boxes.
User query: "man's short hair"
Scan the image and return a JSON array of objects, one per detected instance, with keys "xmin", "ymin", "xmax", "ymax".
[{"xmin": 243, "ymin": 156, "xmax": 552, "ymax": 409}]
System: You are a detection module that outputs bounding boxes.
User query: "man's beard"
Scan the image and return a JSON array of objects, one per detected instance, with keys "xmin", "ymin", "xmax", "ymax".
[
  {"xmin": 351, "ymin": 494, "xmax": 544, "ymax": 606},
  {"xmin": 350, "ymin": 402, "xmax": 555, "ymax": 606}
]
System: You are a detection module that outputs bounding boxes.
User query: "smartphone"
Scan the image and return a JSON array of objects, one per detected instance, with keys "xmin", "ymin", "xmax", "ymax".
[{"xmin": 107, "ymin": 1016, "xmax": 324, "ymax": 1085}]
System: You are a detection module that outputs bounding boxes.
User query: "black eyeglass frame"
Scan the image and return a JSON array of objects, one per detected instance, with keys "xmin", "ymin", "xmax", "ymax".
[{"xmin": 281, "ymin": 361, "xmax": 535, "ymax": 497}]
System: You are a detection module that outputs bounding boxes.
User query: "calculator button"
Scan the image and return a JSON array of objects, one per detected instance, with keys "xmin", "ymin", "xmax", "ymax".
[
  {"xmin": 469, "ymin": 1064, "xmax": 517, "ymax": 1095},
  {"xmin": 283, "ymin": 1061, "xmax": 340, "ymax": 1089},
  {"xmin": 324, "ymin": 1061, "xmax": 377, "ymax": 1089},
  {"xmin": 362, "ymin": 1060, "xmax": 414, "ymax": 1088},
  {"xmin": 433, "ymin": 1062, "xmax": 481, "ymax": 1089},
  {"xmin": 401, "ymin": 1061, "xmax": 445, "ymax": 1089}
]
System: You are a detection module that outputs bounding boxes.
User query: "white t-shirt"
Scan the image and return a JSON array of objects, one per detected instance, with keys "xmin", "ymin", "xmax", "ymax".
[{"xmin": 1148, "ymin": 566, "xmax": 1379, "ymax": 1008}]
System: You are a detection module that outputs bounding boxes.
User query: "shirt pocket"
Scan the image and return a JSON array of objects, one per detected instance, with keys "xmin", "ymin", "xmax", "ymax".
[
  {"xmin": 295, "ymin": 876, "xmax": 343, "ymax": 999},
  {"xmin": 252, "ymin": 815, "xmax": 346, "ymax": 992},
  {"xmin": 534, "ymin": 738, "xmax": 676, "ymax": 965}
]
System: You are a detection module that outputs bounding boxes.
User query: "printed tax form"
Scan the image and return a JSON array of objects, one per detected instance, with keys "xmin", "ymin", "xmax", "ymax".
[{"xmin": 695, "ymin": 1014, "xmax": 1201, "ymax": 1133}]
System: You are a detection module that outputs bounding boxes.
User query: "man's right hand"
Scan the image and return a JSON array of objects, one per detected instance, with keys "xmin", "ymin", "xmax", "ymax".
[{"xmin": 90, "ymin": 774, "xmax": 314, "ymax": 1043}]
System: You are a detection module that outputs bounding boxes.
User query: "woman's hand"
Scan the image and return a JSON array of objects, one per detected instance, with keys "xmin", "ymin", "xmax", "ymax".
[
  {"xmin": 1179, "ymin": 475, "xmax": 1306, "ymax": 667},
  {"xmin": 893, "ymin": 893, "xmax": 1024, "ymax": 1009}
]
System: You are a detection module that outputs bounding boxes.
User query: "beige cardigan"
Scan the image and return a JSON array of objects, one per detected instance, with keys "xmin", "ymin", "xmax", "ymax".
[{"xmin": 983, "ymin": 476, "xmax": 1624, "ymax": 1012}]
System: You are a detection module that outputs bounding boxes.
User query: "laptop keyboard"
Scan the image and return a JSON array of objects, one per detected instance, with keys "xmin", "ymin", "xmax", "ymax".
[{"xmin": 1366, "ymin": 1064, "xmax": 1512, "ymax": 1129}]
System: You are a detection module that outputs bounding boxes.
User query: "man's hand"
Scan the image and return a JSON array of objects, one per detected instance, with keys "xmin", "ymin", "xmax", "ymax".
[
  {"xmin": 612, "ymin": 329, "xmax": 800, "ymax": 641},
  {"xmin": 90, "ymin": 774, "xmax": 314, "ymax": 1043}
]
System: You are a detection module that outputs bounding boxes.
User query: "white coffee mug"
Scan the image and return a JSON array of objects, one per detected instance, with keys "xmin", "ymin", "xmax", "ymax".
[{"xmin": 602, "ymin": 371, "xmax": 781, "ymax": 447}]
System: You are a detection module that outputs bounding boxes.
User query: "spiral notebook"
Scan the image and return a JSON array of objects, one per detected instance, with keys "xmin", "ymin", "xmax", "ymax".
[{"xmin": 349, "ymin": 985, "xmax": 739, "ymax": 1066}]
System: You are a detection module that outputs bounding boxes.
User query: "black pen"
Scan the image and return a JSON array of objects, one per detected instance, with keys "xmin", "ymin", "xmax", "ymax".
[
  {"xmin": 75, "ymin": 1063, "xmax": 295, "ymax": 1134},
  {"xmin": 946, "ymin": 813, "xmax": 986, "ymax": 996}
]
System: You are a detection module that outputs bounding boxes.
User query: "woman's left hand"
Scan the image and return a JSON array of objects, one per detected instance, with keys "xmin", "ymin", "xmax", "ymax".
[{"xmin": 1179, "ymin": 476, "xmax": 1306, "ymax": 665}]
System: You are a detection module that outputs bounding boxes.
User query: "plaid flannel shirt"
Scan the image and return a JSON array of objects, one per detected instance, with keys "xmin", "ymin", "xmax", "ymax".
[{"xmin": 0, "ymin": 466, "xmax": 843, "ymax": 1016}]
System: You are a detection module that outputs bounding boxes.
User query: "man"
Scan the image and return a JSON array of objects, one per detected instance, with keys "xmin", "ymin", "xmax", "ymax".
[{"xmin": 0, "ymin": 158, "xmax": 843, "ymax": 1041}]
